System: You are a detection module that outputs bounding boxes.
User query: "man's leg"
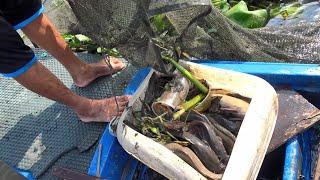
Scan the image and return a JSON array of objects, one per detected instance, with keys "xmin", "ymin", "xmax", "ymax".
[
  {"xmin": 21, "ymin": 14, "xmax": 125, "ymax": 87},
  {"xmin": 15, "ymin": 61, "xmax": 129, "ymax": 122}
]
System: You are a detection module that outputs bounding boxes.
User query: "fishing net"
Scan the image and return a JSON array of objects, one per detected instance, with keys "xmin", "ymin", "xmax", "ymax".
[{"xmin": 67, "ymin": 0, "xmax": 320, "ymax": 71}]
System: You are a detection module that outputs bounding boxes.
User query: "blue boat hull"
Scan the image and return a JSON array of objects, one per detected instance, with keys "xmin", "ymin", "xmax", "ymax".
[{"xmin": 87, "ymin": 61, "xmax": 320, "ymax": 180}]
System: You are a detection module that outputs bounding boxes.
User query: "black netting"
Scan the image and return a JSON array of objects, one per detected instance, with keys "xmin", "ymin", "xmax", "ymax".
[{"xmin": 68, "ymin": 0, "xmax": 320, "ymax": 68}]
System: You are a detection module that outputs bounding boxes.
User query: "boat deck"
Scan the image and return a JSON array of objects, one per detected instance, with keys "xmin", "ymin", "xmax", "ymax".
[{"xmin": 0, "ymin": 49, "xmax": 138, "ymax": 179}]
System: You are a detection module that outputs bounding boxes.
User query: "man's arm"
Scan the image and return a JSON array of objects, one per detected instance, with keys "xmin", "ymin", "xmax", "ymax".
[
  {"xmin": 22, "ymin": 14, "xmax": 126, "ymax": 88},
  {"xmin": 14, "ymin": 61, "xmax": 129, "ymax": 122},
  {"xmin": 0, "ymin": 16, "xmax": 128, "ymax": 122},
  {"xmin": 21, "ymin": 14, "xmax": 87, "ymax": 80}
]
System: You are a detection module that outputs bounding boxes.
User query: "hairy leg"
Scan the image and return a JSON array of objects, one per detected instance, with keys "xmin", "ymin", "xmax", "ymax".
[
  {"xmin": 22, "ymin": 14, "xmax": 125, "ymax": 87},
  {"xmin": 15, "ymin": 62, "xmax": 129, "ymax": 122}
]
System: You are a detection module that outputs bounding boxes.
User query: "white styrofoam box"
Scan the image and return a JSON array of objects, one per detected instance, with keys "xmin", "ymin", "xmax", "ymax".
[{"xmin": 114, "ymin": 61, "xmax": 278, "ymax": 180}]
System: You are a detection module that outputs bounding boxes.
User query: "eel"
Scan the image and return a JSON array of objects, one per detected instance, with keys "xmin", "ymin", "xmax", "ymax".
[
  {"xmin": 208, "ymin": 114, "xmax": 241, "ymax": 135},
  {"xmin": 182, "ymin": 131, "xmax": 225, "ymax": 173},
  {"xmin": 207, "ymin": 115, "xmax": 236, "ymax": 154},
  {"xmin": 165, "ymin": 143, "xmax": 222, "ymax": 180},
  {"xmin": 219, "ymin": 95, "xmax": 249, "ymax": 120},
  {"xmin": 188, "ymin": 120, "xmax": 229, "ymax": 164},
  {"xmin": 186, "ymin": 111, "xmax": 234, "ymax": 158}
]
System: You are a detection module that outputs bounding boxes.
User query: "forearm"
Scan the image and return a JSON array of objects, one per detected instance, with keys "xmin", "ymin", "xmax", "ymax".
[{"xmin": 21, "ymin": 14, "xmax": 86, "ymax": 75}]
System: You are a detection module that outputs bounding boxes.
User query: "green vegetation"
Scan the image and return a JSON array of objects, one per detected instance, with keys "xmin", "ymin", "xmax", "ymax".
[
  {"xmin": 225, "ymin": 1, "xmax": 268, "ymax": 28},
  {"xmin": 162, "ymin": 56, "xmax": 209, "ymax": 120},
  {"xmin": 212, "ymin": 0, "xmax": 303, "ymax": 28},
  {"xmin": 147, "ymin": 0, "xmax": 304, "ymax": 30},
  {"xmin": 61, "ymin": 34, "xmax": 122, "ymax": 57},
  {"xmin": 270, "ymin": 2, "xmax": 303, "ymax": 20},
  {"xmin": 63, "ymin": 0, "xmax": 304, "ymax": 57},
  {"xmin": 151, "ymin": 14, "xmax": 173, "ymax": 33},
  {"xmin": 212, "ymin": 0, "xmax": 230, "ymax": 13}
]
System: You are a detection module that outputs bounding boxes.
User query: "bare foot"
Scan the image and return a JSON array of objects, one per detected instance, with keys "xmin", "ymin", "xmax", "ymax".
[
  {"xmin": 76, "ymin": 95, "xmax": 130, "ymax": 123},
  {"xmin": 74, "ymin": 56, "xmax": 125, "ymax": 87}
]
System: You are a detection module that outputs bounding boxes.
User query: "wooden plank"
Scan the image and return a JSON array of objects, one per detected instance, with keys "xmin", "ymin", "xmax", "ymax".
[
  {"xmin": 268, "ymin": 89, "xmax": 320, "ymax": 152},
  {"xmin": 52, "ymin": 167, "xmax": 102, "ymax": 180},
  {"xmin": 0, "ymin": 160, "xmax": 25, "ymax": 180}
]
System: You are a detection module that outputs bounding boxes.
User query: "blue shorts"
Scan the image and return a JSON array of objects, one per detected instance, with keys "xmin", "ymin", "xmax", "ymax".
[{"xmin": 0, "ymin": 0, "xmax": 44, "ymax": 78}]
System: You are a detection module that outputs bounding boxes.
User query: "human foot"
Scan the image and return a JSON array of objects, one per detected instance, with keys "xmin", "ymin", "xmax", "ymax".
[
  {"xmin": 76, "ymin": 95, "xmax": 130, "ymax": 123},
  {"xmin": 74, "ymin": 56, "xmax": 125, "ymax": 87}
]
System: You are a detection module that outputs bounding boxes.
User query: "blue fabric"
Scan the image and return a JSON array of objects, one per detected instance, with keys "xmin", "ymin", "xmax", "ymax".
[
  {"xmin": 13, "ymin": 4, "xmax": 44, "ymax": 30},
  {"xmin": 2, "ymin": 55, "xmax": 38, "ymax": 78}
]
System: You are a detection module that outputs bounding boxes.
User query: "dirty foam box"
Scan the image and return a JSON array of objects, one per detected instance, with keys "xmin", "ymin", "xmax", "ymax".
[{"xmin": 112, "ymin": 61, "xmax": 278, "ymax": 180}]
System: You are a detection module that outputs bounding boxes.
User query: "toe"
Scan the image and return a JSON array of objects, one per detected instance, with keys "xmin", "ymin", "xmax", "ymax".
[
  {"xmin": 117, "ymin": 111, "xmax": 123, "ymax": 116},
  {"xmin": 117, "ymin": 106, "xmax": 126, "ymax": 115},
  {"xmin": 117, "ymin": 95, "xmax": 130, "ymax": 102},
  {"xmin": 110, "ymin": 57, "xmax": 126, "ymax": 70},
  {"xmin": 115, "ymin": 97, "xmax": 128, "ymax": 104},
  {"xmin": 125, "ymin": 95, "xmax": 131, "ymax": 100},
  {"xmin": 119, "ymin": 106, "xmax": 126, "ymax": 112}
]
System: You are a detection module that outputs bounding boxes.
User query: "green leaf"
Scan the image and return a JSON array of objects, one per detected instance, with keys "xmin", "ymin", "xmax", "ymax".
[
  {"xmin": 270, "ymin": 6, "xmax": 281, "ymax": 18},
  {"xmin": 62, "ymin": 33, "xmax": 122, "ymax": 55},
  {"xmin": 212, "ymin": 0, "xmax": 230, "ymax": 12},
  {"xmin": 151, "ymin": 14, "xmax": 171, "ymax": 32},
  {"xmin": 62, "ymin": 34, "xmax": 74, "ymax": 42},
  {"xmin": 62, "ymin": 33, "xmax": 82, "ymax": 49},
  {"xmin": 75, "ymin": 34, "xmax": 91, "ymax": 43},
  {"xmin": 96, "ymin": 47, "xmax": 111, "ymax": 54},
  {"xmin": 281, "ymin": 3, "xmax": 303, "ymax": 19},
  {"xmin": 107, "ymin": 48, "xmax": 122, "ymax": 57},
  {"xmin": 270, "ymin": 2, "xmax": 303, "ymax": 19},
  {"xmin": 70, "ymin": 37, "xmax": 81, "ymax": 48},
  {"xmin": 150, "ymin": 127, "xmax": 160, "ymax": 135},
  {"xmin": 97, "ymin": 47, "xmax": 102, "ymax": 53},
  {"xmin": 225, "ymin": 1, "xmax": 268, "ymax": 28}
]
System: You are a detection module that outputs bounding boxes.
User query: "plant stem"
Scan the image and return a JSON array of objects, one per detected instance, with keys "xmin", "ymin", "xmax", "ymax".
[
  {"xmin": 162, "ymin": 56, "xmax": 209, "ymax": 94},
  {"xmin": 173, "ymin": 94, "xmax": 206, "ymax": 120}
]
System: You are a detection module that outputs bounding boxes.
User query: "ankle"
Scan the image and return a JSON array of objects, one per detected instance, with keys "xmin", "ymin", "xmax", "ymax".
[
  {"xmin": 71, "ymin": 97, "xmax": 93, "ymax": 115},
  {"xmin": 72, "ymin": 64, "xmax": 91, "ymax": 83}
]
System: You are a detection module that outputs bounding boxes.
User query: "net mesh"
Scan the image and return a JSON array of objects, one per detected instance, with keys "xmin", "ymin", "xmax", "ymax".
[{"xmin": 67, "ymin": 0, "xmax": 320, "ymax": 68}]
